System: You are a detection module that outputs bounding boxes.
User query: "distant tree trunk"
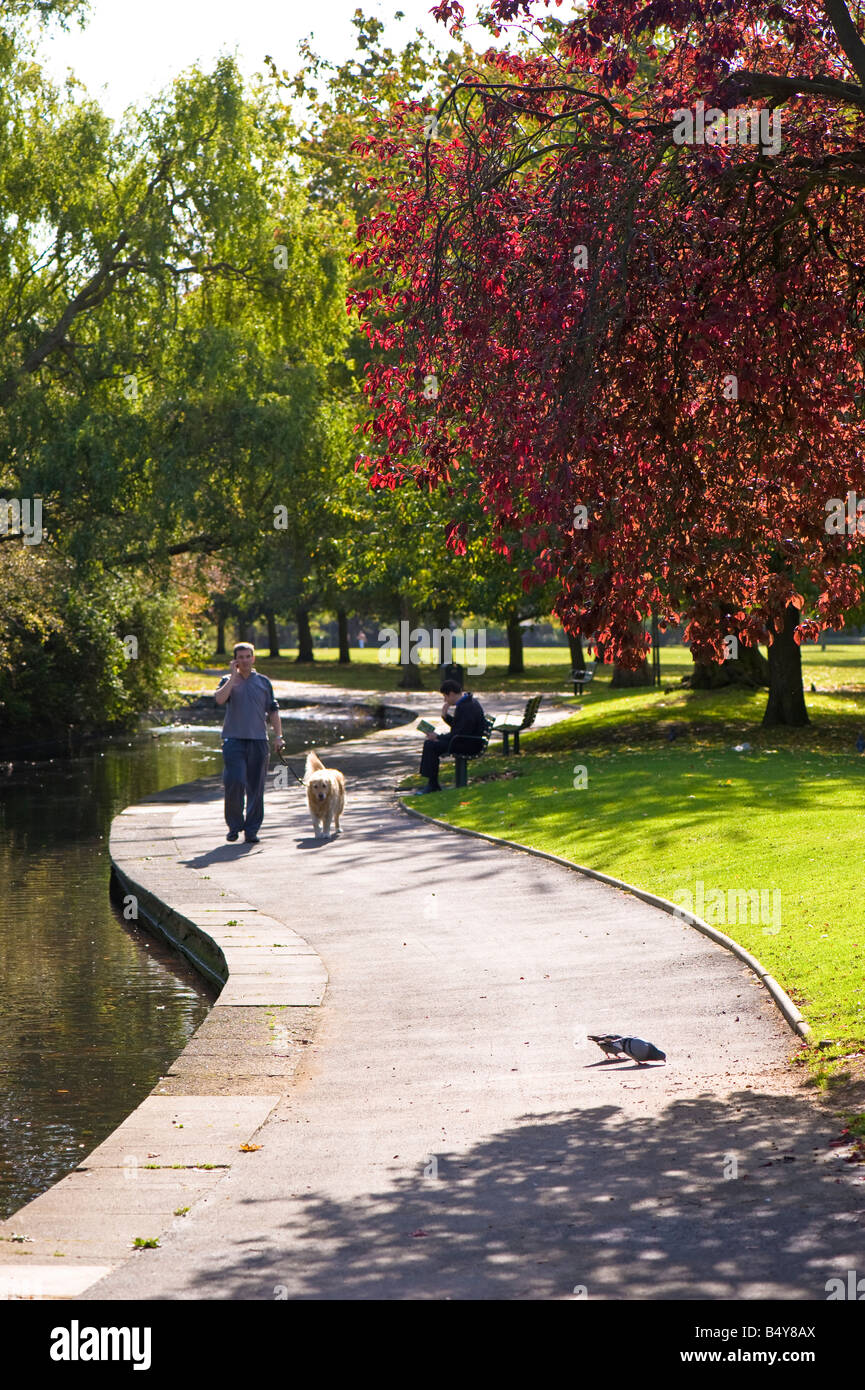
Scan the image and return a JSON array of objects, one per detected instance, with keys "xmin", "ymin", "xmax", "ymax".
[
  {"xmin": 691, "ymin": 645, "xmax": 770, "ymax": 689},
  {"xmin": 507, "ymin": 613, "xmax": 525, "ymax": 675},
  {"xmin": 237, "ymin": 618, "xmax": 255, "ymax": 644},
  {"xmin": 215, "ymin": 617, "xmax": 226, "ymax": 657},
  {"xmin": 397, "ymin": 596, "xmax": 424, "ymax": 689},
  {"xmin": 763, "ymin": 604, "xmax": 809, "ymax": 726},
  {"xmin": 295, "ymin": 606, "xmax": 314, "ymax": 663},
  {"xmin": 567, "ymin": 632, "xmax": 585, "ymax": 669},
  {"xmin": 611, "ymin": 659, "xmax": 651, "ymax": 687},
  {"xmin": 337, "ymin": 608, "xmax": 350, "ymax": 664},
  {"xmin": 433, "ymin": 603, "xmax": 450, "ymax": 668},
  {"xmin": 266, "ymin": 610, "xmax": 280, "ymax": 659}
]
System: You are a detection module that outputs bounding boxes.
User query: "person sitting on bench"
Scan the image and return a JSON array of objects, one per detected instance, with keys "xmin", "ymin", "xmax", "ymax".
[{"xmin": 417, "ymin": 679, "xmax": 487, "ymax": 794}]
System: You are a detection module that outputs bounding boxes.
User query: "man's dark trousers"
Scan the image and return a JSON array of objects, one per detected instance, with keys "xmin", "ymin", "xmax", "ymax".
[
  {"xmin": 420, "ymin": 734, "xmax": 452, "ymax": 788},
  {"xmin": 222, "ymin": 737, "xmax": 269, "ymax": 836}
]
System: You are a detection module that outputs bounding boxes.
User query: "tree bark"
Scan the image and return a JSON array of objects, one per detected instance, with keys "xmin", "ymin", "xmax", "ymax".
[
  {"xmin": 762, "ymin": 604, "xmax": 810, "ymax": 726},
  {"xmin": 215, "ymin": 616, "xmax": 226, "ymax": 657},
  {"xmin": 266, "ymin": 610, "xmax": 280, "ymax": 659},
  {"xmin": 506, "ymin": 613, "xmax": 525, "ymax": 675},
  {"xmin": 567, "ymin": 632, "xmax": 585, "ymax": 670},
  {"xmin": 433, "ymin": 603, "xmax": 451, "ymax": 668},
  {"xmin": 337, "ymin": 607, "xmax": 350, "ymax": 664},
  {"xmin": 824, "ymin": 0, "xmax": 865, "ymax": 88},
  {"xmin": 295, "ymin": 606, "xmax": 315, "ymax": 663},
  {"xmin": 691, "ymin": 644, "xmax": 770, "ymax": 689},
  {"xmin": 611, "ymin": 659, "xmax": 651, "ymax": 687}
]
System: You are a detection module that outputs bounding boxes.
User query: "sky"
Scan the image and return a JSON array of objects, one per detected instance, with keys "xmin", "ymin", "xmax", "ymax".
[{"xmin": 35, "ymin": 0, "xmax": 484, "ymax": 118}]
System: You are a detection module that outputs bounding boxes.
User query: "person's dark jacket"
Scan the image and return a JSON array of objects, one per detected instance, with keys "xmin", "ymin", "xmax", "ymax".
[{"xmin": 443, "ymin": 692, "xmax": 486, "ymax": 743}]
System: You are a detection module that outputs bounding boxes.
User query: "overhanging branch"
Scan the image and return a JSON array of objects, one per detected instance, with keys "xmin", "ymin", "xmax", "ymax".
[
  {"xmin": 117, "ymin": 533, "xmax": 228, "ymax": 566},
  {"xmin": 824, "ymin": 0, "xmax": 865, "ymax": 90},
  {"xmin": 728, "ymin": 68, "xmax": 865, "ymax": 107}
]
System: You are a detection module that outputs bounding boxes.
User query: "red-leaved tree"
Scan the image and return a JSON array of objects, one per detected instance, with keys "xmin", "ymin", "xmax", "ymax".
[{"xmin": 350, "ymin": 0, "xmax": 865, "ymax": 724}]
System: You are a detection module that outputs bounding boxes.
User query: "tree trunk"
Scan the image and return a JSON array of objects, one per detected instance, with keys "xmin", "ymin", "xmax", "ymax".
[
  {"xmin": 295, "ymin": 606, "xmax": 314, "ymax": 663},
  {"xmin": 266, "ymin": 610, "xmax": 280, "ymax": 659},
  {"xmin": 433, "ymin": 603, "xmax": 450, "ymax": 668},
  {"xmin": 506, "ymin": 613, "xmax": 525, "ymax": 675},
  {"xmin": 762, "ymin": 604, "xmax": 809, "ymax": 726},
  {"xmin": 691, "ymin": 644, "xmax": 770, "ymax": 689},
  {"xmin": 611, "ymin": 659, "xmax": 651, "ymax": 687},
  {"xmin": 215, "ymin": 617, "xmax": 226, "ymax": 657},
  {"xmin": 337, "ymin": 607, "xmax": 350, "ymax": 664},
  {"xmin": 397, "ymin": 596, "xmax": 424, "ymax": 689},
  {"xmin": 567, "ymin": 632, "xmax": 585, "ymax": 670}
]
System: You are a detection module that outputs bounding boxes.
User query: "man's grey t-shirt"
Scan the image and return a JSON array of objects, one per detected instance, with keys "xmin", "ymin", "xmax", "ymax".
[{"xmin": 217, "ymin": 671, "xmax": 279, "ymax": 740}]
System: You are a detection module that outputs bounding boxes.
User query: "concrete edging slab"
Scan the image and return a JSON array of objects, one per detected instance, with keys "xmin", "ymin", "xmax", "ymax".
[{"xmin": 399, "ymin": 799, "xmax": 812, "ymax": 1044}]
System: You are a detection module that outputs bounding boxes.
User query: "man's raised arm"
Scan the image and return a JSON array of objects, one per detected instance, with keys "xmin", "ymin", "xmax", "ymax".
[{"xmin": 214, "ymin": 660, "xmax": 238, "ymax": 706}]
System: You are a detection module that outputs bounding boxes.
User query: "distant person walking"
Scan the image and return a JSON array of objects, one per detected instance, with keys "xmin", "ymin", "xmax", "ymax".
[
  {"xmin": 214, "ymin": 643, "xmax": 284, "ymax": 844},
  {"xmin": 357, "ymin": 630, "xmax": 367, "ymax": 649}
]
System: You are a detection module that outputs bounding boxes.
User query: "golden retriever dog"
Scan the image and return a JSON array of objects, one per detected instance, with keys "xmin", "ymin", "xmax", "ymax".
[{"xmin": 304, "ymin": 751, "xmax": 345, "ymax": 839}]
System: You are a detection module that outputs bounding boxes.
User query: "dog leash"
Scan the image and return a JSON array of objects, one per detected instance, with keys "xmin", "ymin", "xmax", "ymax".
[{"xmin": 275, "ymin": 747, "xmax": 307, "ymax": 787}]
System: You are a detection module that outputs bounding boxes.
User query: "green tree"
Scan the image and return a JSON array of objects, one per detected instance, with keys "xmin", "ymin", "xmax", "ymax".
[{"xmin": 0, "ymin": 23, "xmax": 354, "ymax": 732}]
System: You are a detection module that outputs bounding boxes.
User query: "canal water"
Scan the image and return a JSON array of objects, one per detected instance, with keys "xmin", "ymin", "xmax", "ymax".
[{"xmin": 0, "ymin": 706, "xmax": 373, "ymax": 1219}]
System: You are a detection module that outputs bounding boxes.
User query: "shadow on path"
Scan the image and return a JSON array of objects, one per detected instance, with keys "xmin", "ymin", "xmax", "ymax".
[
  {"xmin": 181, "ymin": 843, "xmax": 261, "ymax": 869},
  {"xmin": 145, "ymin": 1090, "xmax": 864, "ymax": 1302}
]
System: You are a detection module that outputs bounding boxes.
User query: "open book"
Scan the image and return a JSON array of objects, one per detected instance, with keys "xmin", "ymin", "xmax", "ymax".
[{"xmin": 417, "ymin": 718, "xmax": 437, "ymax": 735}]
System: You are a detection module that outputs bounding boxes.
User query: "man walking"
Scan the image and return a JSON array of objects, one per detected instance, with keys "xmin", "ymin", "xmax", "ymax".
[
  {"xmin": 417, "ymin": 679, "xmax": 486, "ymax": 794},
  {"xmin": 214, "ymin": 643, "xmax": 284, "ymax": 844}
]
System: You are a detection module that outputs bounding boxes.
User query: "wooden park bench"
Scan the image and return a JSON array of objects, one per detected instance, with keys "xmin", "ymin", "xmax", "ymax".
[
  {"xmin": 451, "ymin": 715, "xmax": 496, "ymax": 788},
  {"xmin": 492, "ymin": 695, "xmax": 543, "ymax": 756},
  {"xmin": 566, "ymin": 663, "xmax": 596, "ymax": 696}
]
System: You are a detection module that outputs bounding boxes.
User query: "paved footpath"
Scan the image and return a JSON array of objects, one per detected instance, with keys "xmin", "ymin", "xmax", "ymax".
[{"xmin": 72, "ymin": 709, "xmax": 865, "ymax": 1301}]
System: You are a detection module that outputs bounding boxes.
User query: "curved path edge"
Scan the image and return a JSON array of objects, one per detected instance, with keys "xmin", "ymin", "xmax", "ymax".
[
  {"xmin": 399, "ymin": 801, "xmax": 812, "ymax": 1044},
  {"xmin": 0, "ymin": 783, "xmax": 328, "ymax": 1301}
]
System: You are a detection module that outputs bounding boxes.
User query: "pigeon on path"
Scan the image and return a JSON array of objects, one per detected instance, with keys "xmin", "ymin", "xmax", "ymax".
[{"xmin": 588, "ymin": 1034, "xmax": 666, "ymax": 1065}]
